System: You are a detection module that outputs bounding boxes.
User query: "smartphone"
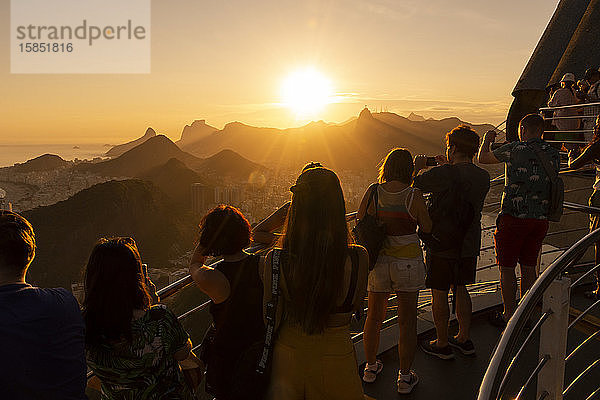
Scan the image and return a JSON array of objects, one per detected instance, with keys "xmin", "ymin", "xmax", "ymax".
[{"xmin": 426, "ymin": 156, "xmax": 438, "ymax": 166}]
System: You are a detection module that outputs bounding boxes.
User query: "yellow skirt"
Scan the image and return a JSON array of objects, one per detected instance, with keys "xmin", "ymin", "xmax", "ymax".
[{"xmin": 267, "ymin": 323, "xmax": 365, "ymax": 400}]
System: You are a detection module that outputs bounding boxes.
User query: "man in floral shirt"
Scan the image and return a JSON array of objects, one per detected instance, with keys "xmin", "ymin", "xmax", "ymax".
[{"xmin": 478, "ymin": 114, "xmax": 560, "ymax": 326}]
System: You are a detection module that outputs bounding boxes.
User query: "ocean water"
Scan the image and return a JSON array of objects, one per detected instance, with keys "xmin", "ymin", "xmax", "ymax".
[{"xmin": 0, "ymin": 144, "xmax": 110, "ymax": 167}]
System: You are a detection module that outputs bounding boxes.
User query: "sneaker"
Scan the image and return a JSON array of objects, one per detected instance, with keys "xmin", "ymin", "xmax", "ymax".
[
  {"xmin": 420, "ymin": 340, "xmax": 454, "ymax": 360},
  {"xmin": 397, "ymin": 371, "xmax": 419, "ymax": 394},
  {"xmin": 489, "ymin": 311, "xmax": 507, "ymax": 329},
  {"xmin": 448, "ymin": 337, "xmax": 475, "ymax": 355},
  {"xmin": 362, "ymin": 360, "xmax": 383, "ymax": 383}
]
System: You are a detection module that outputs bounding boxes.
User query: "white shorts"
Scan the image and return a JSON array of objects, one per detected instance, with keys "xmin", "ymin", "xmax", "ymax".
[{"xmin": 367, "ymin": 255, "xmax": 426, "ymax": 293}]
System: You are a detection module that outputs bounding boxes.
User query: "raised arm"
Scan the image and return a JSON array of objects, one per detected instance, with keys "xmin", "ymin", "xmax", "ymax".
[
  {"xmin": 252, "ymin": 201, "xmax": 290, "ymax": 245},
  {"xmin": 569, "ymin": 143, "xmax": 600, "ymax": 170},
  {"xmin": 478, "ymin": 130, "xmax": 501, "ymax": 164},
  {"xmin": 409, "ymin": 188, "xmax": 432, "ymax": 234},
  {"xmin": 188, "ymin": 244, "xmax": 231, "ymax": 304}
]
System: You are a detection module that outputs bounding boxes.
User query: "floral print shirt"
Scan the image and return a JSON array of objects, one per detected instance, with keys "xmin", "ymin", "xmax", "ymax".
[
  {"xmin": 493, "ymin": 138, "xmax": 560, "ymax": 220},
  {"xmin": 86, "ymin": 305, "xmax": 192, "ymax": 400}
]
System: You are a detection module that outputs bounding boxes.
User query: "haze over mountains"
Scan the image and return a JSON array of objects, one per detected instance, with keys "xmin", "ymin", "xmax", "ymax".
[
  {"xmin": 7, "ymin": 109, "xmax": 496, "ymax": 289},
  {"xmin": 170, "ymin": 108, "xmax": 495, "ymax": 171}
]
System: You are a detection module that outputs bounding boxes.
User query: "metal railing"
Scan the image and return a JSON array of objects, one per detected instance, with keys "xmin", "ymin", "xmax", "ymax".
[
  {"xmin": 478, "ymin": 228, "xmax": 600, "ymax": 400},
  {"xmin": 539, "ymin": 102, "xmax": 599, "ymax": 145}
]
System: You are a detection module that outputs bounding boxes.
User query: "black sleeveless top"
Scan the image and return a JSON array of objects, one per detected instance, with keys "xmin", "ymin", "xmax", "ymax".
[{"xmin": 209, "ymin": 254, "xmax": 265, "ymax": 356}]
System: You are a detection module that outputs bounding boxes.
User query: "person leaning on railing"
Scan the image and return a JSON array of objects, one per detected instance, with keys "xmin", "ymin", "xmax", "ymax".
[
  {"xmin": 83, "ymin": 237, "xmax": 200, "ymax": 399},
  {"xmin": 478, "ymin": 114, "xmax": 560, "ymax": 327},
  {"xmin": 259, "ymin": 167, "xmax": 369, "ymax": 400},
  {"xmin": 358, "ymin": 148, "xmax": 431, "ymax": 394},
  {"xmin": 548, "ymin": 73, "xmax": 581, "ymax": 146},
  {"xmin": 188, "ymin": 205, "xmax": 266, "ymax": 400},
  {"xmin": 582, "ymin": 68, "xmax": 600, "ymax": 138},
  {"xmin": 568, "ymin": 115, "xmax": 600, "ymax": 300},
  {"xmin": 0, "ymin": 211, "xmax": 87, "ymax": 400}
]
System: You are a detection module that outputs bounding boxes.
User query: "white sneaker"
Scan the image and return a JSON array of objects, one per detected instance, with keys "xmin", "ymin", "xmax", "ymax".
[
  {"xmin": 397, "ymin": 371, "xmax": 419, "ymax": 394},
  {"xmin": 362, "ymin": 360, "xmax": 383, "ymax": 383}
]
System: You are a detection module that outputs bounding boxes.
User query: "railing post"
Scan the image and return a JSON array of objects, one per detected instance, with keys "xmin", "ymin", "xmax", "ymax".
[{"xmin": 537, "ymin": 277, "xmax": 570, "ymax": 400}]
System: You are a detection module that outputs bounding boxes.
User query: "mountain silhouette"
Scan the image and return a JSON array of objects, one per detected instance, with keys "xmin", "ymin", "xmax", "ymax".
[
  {"xmin": 177, "ymin": 119, "xmax": 218, "ymax": 149},
  {"xmin": 407, "ymin": 112, "xmax": 426, "ymax": 122},
  {"xmin": 10, "ymin": 154, "xmax": 69, "ymax": 173},
  {"xmin": 198, "ymin": 149, "xmax": 267, "ymax": 181},
  {"xmin": 179, "ymin": 109, "xmax": 495, "ymax": 171},
  {"xmin": 105, "ymin": 127, "xmax": 157, "ymax": 158},
  {"xmin": 80, "ymin": 135, "xmax": 204, "ymax": 177},
  {"xmin": 138, "ymin": 158, "xmax": 207, "ymax": 207},
  {"xmin": 24, "ymin": 179, "xmax": 196, "ymax": 289}
]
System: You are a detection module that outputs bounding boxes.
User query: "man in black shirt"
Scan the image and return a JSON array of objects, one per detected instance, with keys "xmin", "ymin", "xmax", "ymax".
[{"xmin": 413, "ymin": 126, "xmax": 490, "ymax": 359}]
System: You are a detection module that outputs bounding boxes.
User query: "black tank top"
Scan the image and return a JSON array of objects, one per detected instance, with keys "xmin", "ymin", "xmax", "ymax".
[{"xmin": 209, "ymin": 254, "xmax": 265, "ymax": 356}]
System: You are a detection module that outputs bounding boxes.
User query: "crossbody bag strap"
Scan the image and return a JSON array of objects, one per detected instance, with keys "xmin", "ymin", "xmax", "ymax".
[
  {"xmin": 337, "ymin": 248, "xmax": 360, "ymax": 312},
  {"xmin": 364, "ymin": 183, "xmax": 379, "ymax": 217},
  {"xmin": 257, "ymin": 249, "xmax": 281, "ymax": 375},
  {"xmin": 530, "ymin": 144, "xmax": 557, "ymax": 179}
]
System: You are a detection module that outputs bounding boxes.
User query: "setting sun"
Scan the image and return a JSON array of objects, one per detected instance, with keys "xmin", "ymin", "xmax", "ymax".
[{"xmin": 281, "ymin": 68, "xmax": 333, "ymax": 117}]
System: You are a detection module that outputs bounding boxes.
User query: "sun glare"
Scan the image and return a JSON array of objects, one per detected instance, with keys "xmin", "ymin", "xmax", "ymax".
[{"xmin": 281, "ymin": 68, "xmax": 333, "ymax": 117}]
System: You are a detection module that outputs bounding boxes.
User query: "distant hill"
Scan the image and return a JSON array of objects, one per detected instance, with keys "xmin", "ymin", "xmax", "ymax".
[
  {"xmin": 80, "ymin": 135, "xmax": 204, "ymax": 177},
  {"xmin": 10, "ymin": 154, "xmax": 70, "ymax": 173},
  {"xmin": 407, "ymin": 112, "xmax": 426, "ymax": 122},
  {"xmin": 198, "ymin": 149, "xmax": 267, "ymax": 181},
  {"xmin": 138, "ymin": 158, "xmax": 207, "ymax": 207},
  {"xmin": 24, "ymin": 179, "xmax": 196, "ymax": 289},
  {"xmin": 105, "ymin": 127, "xmax": 157, "ymax": 158},
  {"xmin": 181, "ymin": 109, "xmax": 495, "ymax": 171},
  {"xmin": 177, "ymin": 120, "xmax": 218, "ymax": 149}
]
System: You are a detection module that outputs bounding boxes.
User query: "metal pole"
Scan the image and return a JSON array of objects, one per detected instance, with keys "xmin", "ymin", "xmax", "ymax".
[{"xmin": 537, "ymin": 277, "xmax": 570, "ymax": 399}]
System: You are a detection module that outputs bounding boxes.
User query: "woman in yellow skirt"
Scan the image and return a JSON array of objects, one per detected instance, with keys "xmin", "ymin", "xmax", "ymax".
[{"xmin": 260, "ymin": 166, "xmax": 369, "ymax": 400}]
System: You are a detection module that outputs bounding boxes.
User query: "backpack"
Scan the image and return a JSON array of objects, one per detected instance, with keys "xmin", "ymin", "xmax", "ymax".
[
  {"xmin": 426, "ymin": 166, "xmax": 475, "ymax": 253},
  {"xmin": 352, "ymin": 184, "xmax": 386, "ymax": 270},
  {"xmin": 529, "ymin": 144, "xmax": 564, "ymax": 222}
]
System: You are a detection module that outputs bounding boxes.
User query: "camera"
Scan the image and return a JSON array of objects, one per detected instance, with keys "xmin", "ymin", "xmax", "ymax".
[{"xmin": 426, "ymin": 156, "xmax": 438, "ymax": 166}]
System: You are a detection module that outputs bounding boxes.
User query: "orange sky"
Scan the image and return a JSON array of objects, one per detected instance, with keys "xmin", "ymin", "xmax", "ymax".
[{"xmin": 0, "ymin": 0, "xmax": 560, "ymax": 144}]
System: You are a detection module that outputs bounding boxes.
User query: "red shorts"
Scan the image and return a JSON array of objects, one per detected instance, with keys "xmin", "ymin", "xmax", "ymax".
[{"xmin": 494, "ymin": 214, "xmax": 549, "ymax": 268}]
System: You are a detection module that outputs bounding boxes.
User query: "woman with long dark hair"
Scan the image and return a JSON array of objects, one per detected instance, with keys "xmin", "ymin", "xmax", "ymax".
[
  {"xmin": 358, "ymin": 148, "xmax": 432, "ymax": 394},
  {"xmin": 188, "ymin": 205, "xmax": 265, "ymax": 400},
  {"xmin": 84, "ymin": 237, "xmax": 195, "ymax": 399},
  {"xmin": 261, "ymin": 167, "xmax": 368, "ymax": 400},
  {"xmin": 569, "ymin": 115, "xmax": 600, "ymax": 299}
]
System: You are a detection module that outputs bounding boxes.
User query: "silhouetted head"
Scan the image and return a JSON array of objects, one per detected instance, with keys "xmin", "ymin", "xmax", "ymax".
[
  {"xmin": 518, "ymin": 114, "xmax": 544, "ymax": 141},
  {"xmin": 83, "ymin": 237, "xmax": 152, "ymax": 344},
  {"xmin": 301, "ymin": 161, "xmax": 323, "ymax": 172},
  {"xmin": 198, "ymin": 205, "xmax": 251, "ymax": 256},
  {"xmin": 0, "ymin": 211, "xmax": 35, "ymax": 282},
  {"xmin": 561, "ymin": 73, "xmax": 576, "ymax": 89},
  {"xmin": 283, "ymin": 167, "xmax": 349, "ymax": 334},
  {"xmin": 445, "ymin": 125, "xmax": 480, "ymax": 163},
  {"xmin": 378, "ymin": 148, "xmax": 414, "ymax": 184},
  {"xmin": 584, "ymin": 68, "xmax": 600, "ymax": 83}
]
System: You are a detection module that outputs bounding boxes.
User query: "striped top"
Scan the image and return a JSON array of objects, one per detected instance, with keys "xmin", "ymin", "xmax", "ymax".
[
  {"xmin": 376, "ymin": 185, "xmax": 421, "ymax": 260},
  {"xmin": 377, "ymin": 185, "xmax": 417, "ymax": 236}
]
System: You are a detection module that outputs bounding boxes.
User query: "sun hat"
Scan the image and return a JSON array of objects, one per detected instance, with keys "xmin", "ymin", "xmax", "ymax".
[{"xmin": 561, "ymin": 73, "xmax": 576, "ymax": 83}]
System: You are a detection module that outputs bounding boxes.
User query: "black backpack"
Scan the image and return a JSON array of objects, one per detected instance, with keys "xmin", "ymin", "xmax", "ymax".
[
  {"xmin": 352, "ymin": 184, "xmax": 386, "ymax": 270},
  {"xmin": 426, "ymin": 166, "xmax": 474, "ymax": 253}
]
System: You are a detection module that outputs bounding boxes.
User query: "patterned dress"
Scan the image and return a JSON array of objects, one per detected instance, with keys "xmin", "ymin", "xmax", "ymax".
[{"xmin": 86, "ymin": 305, "xmax": 193, "ymax": 400}]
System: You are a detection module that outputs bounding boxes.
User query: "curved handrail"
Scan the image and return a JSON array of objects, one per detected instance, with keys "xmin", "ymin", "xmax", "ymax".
[{"xmin": 477, "ymin": 228, "xmax": 600, "ymax": 400}]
